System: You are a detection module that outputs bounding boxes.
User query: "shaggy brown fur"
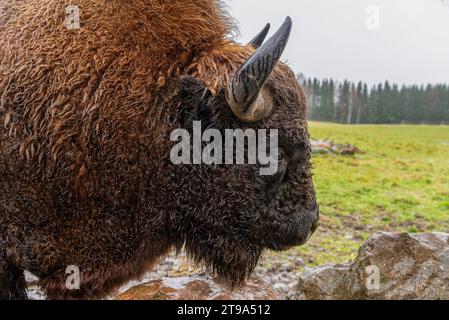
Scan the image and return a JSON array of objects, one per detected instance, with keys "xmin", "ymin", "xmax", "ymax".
[{"xmin": 0, "ymin": 0, "xmax": 318, "ymax": 299}]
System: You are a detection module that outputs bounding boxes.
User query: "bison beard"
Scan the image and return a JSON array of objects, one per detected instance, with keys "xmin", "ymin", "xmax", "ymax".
[{"xmin": 0, "ymin": 0, "xmax": 318, "ymax": 299}]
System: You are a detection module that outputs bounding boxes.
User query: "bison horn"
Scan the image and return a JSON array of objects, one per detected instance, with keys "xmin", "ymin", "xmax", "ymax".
[
  {"xmin": 248, "ymin": 23, "xmax": 271, "ymax": 48},
  {"xmin": 227, "ymin": 17, "xmax": 292, "ymax": 123}
]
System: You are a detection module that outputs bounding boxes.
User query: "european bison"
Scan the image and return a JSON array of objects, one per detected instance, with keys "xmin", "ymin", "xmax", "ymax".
[{"xmin": 0, "ymin": 0, "xmax": 319, "ymax": 299}]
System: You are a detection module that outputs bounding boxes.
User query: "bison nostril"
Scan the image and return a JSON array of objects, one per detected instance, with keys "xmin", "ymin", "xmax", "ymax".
[
  {"xmin": 311, "ymin": 220, "xmax": 320, "ymax": 234},
  {"xmin": 297, "ymin": 204, "xmax": 320, "ymax": 245},
  {"xmin": 310, "ymin": 204, "xmax": 320, "ymax": 233}
]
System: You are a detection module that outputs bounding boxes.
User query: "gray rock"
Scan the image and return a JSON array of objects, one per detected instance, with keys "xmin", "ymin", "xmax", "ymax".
[
  {"xmin": 295, "ymin": 232, "xmax": 449, "ymax": 300},
  {"xmin": 115, "ymin": 275, "xmax": 282, "ymax": 300}
]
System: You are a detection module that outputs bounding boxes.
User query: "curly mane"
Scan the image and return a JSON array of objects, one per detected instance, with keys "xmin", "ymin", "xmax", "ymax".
[{"xmin": 0, "ymin": 0, "xmax": 252, "ymax": 196}]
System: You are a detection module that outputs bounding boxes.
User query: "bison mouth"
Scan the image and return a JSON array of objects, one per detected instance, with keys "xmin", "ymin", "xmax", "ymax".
[{"xmin": 263, "ymin": 203, "xmax": 320, "ymax": 251}]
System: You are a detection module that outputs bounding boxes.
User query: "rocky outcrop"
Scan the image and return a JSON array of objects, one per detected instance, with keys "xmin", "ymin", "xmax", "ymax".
[
  {"xmin": 295, "ymin": 232, "xmax": 449, "ymax": 300},
  {"xmin": 115, "ymin": 274, "xmax": 281, "ymax": 300}
]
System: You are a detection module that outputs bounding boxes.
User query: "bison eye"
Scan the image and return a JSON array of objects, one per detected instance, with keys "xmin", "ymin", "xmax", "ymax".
[
  {"xmin": 264, "ymin": 149, "xmax": 288, "ymax": 187},
  {"xmin": 285, "ymin": 142, "xmax": 309, "ymax": 165}
]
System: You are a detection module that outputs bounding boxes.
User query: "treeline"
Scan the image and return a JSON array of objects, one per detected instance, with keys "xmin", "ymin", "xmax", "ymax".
[{"xmin": 298, "ymin": 76, "xmax": 449, "ymax": 124}]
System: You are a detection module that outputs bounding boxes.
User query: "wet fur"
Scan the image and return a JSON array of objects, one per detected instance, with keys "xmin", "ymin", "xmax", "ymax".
[{"xmin": 0, "ymin": 0, "xmax": 316, "ymax": 299}]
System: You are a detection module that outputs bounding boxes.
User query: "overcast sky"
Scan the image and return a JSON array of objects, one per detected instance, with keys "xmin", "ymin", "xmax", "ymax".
[{"xmin": 226, "ymin": 0, "xmax": 449, "ymax": 86}]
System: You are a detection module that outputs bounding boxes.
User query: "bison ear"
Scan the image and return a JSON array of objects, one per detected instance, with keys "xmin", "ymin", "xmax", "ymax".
[
  {"xmin": 177, "ymin": 76, "xmax": 212, "ymax": 100},
  {"xmin": 227, "ymin": 17, "xmax": 292, "ymax": 123},
  {"xmin": 177, "ymin": 76, "xmax": 214, "ymax": 127},
  {"xmin": 248, "ymin": 23, "xmax": 271, "ymax": 48}
]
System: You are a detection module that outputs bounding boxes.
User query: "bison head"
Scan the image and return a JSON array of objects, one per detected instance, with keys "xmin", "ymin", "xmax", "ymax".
[{"xmin": 167, "ymin": 17, "xmax": 319, "ymax": 286}]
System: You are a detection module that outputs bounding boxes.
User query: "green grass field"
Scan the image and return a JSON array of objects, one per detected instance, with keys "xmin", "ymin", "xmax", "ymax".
[{"xmin": 263, "ymin": 122, "xmax": 449, "ymax": 268}]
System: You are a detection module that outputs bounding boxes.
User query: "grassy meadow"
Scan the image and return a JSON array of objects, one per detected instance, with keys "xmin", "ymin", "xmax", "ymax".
[{"xmin": 262, "ymin": 122, "xmax": 449, "ymax": 268}]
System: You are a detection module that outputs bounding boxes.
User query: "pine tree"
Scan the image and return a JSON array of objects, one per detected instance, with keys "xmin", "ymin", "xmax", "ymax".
[{"xmin": 301, "ymin": 77, "xmax": 449, "ymax": 124}]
